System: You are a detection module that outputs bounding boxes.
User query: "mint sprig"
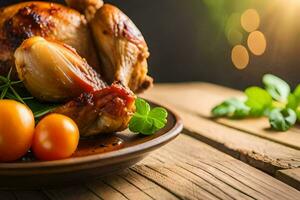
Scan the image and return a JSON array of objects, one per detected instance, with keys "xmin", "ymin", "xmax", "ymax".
[
  {"xmin": 212, "ymin": 74, "xmax": 300, "ymax": 131},
  {"xmin": 129, "ymin": 98, "xmax": 168, "ymax": 135}
]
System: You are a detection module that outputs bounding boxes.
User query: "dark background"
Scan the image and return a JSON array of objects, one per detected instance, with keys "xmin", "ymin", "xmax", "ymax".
[{"xmin": 1, "ymin": 0, "xmax": 299, "ymax": 89}]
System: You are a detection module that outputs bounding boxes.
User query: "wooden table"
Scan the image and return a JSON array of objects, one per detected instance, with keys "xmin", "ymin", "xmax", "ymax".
[{"xmin": 2, "ymin": 83, "xmax": 300, "ymax": 199}]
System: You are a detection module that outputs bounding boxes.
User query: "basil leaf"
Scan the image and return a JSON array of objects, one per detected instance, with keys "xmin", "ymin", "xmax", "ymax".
[
  {"xmin": 269, "ymin": 108, "xmax": 297, "ymax": 131},
  {"xmin": 263, "ymin": 74, "xmax": 290, "ymax": 102},
  {"xmin": 212, "ymin": 98, "xmax": 250, "ymax": 118},
  {"xmin": 129, "ymin": 98, "xmax": 168, "ymax": 135},
  {"xmin": 245, "ymin": 87, "xmax": 272, "ymax": 116}
]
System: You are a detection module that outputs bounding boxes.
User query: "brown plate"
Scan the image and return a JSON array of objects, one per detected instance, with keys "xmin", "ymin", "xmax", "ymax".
[{"xmin": 0, "ymin": 101, "xmax": 182, "ymax": 189}]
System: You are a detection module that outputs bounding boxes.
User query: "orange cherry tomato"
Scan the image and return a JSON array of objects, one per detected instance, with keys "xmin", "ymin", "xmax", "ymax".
[
  {"xmin": 32, "ymin": 114, "xmax": 79, "ymax": 161},
  {"xmin": 0, "ymin": 100, "xmax": 35, "ymax": 162}
]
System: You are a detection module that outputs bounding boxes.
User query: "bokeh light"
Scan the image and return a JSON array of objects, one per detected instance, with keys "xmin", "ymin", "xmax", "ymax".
[
  {"xmin": 241, "ymin": 9, "xmax": 260, "ymax": 32},
  {"xmin": 247, "ymin": 31, "xmax": 267, "ymax": 56},
  {"xmin": 231, "ymin": 45, "xmax": 249, "ymax": 69},
  {"xmin": 227, "ymin": 29, "xmax": 243, "ymax": 46}
]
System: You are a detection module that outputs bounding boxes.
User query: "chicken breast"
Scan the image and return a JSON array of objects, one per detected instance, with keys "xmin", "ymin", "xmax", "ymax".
[{"xmin": 0, "ymin": 1, "xmax": 101, "ymax": 78}]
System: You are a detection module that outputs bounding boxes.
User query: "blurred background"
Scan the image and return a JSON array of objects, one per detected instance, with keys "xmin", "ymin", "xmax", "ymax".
[{"xmin": 1, "ymin": 0, "xmax": 299, "ymax": 89}]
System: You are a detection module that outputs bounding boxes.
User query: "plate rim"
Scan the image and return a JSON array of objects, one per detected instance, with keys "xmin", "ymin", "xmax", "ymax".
[{"xmin": 0, "ymin": 100, "xmax": 183, "ymax": 170}]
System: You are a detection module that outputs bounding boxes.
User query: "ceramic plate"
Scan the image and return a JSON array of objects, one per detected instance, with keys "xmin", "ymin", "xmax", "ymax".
[{"xmin": 0, "ymin": 101, "xmax": 183, "ymax": 188}]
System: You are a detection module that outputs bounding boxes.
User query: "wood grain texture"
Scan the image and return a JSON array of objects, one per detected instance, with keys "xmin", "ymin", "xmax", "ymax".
[
  {"xmin": 44, "ymin": 185, "xmax": 101, "ymax": 200},
  {"xmin": 142, "ymin": 83, "xmax": 300, "ymax": 150},
  {"xmin": 131, "ymin": 134, "xmax": 300, "ymax": 200},
  {"xmin": 276, "ymin": 168, "xmax": 300, "ymax": 191},
  {"xmin": 141, "ymin": 83, "xmax": 300, "ymax": 175}
]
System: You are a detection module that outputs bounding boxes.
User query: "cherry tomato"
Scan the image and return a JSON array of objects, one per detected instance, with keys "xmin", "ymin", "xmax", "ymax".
[
  {"xmin": 0, "ymin": 100, "xmax": 35, "ymax": 162},
  {"xmin": 32, "ymin": 114, "xmax": 79, "ymax": 161}
]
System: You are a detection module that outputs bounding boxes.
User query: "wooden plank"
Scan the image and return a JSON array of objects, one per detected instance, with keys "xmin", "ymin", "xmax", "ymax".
[
  {"xmin": 141, "ymin": 83, "xmax": 300, "ymax": 174},
  {"xmin": 131, "ymin": 134, "xmax": 300, "ymax": 199},
  {"xmin": 121, "ymin": 169, "xmax": 179, "ymax": 200},
  {"xmin": 276, "ymin": 168, "xmax": 300, "ymax": 190},
  {"xmin": 142, "ymin": 83, "xmax": 300, "ymax": 150},
  {"xmin": 86, "ymin": 180, "xmax": 128, "ymax": 200},
  {"xmin": 44, "ymin": 185, "xmax": 101, "ymax": 200},
  {"xmin": 101, "ymin": 175, "xmax": 152, "ymax": 200}
]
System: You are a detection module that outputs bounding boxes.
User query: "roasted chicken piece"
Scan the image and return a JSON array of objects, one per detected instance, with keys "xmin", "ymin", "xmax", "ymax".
[
  {"xmin": 65, "ymin": 0, "xmax": 103, "ymax": 21},
  {"xmin": 14, "ymin": 36, "xmax": 106, "ymax": 102},
  {"xmin": 0, "ymin": 1, "xmax": 101, "ymax": 78},
  {"xmin": 89, "ymin": 4, "xmax": 153, "ymax": 93},
  {"xmin": 15, "ymin": 36, "xmax": 135, "ymax": 136},
  {"xmin": 54, "ymin": 83, "xmax": 135, "ymax": 136},
  {"xmin": 65, "ymin": 0, "xmax": 153, "ymax": 93}
]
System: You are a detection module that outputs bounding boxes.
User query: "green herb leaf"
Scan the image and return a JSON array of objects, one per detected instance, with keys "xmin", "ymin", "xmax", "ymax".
[
  {"xmin": 287, "ymin": 85, "xmax": 300, "ymax": 111},
  {"xmin": 294, "ymin": 84, "xmax": 300, "ymax": 96},
  {"xmin": 135, "ymin": 97, "xmax": 150, "ymax": 115},
  {"xmin": 263, "ymin": 74, "xmax": 290, "ymax": 102},
  {"xmin": 0, "ymin": 86, "xmax": 8, "ymax": 99},
  {"xmin": 269, "ymin": 108, "xmax": 297, "ymax": 131},
  {"xmin": 212, "ymin": 98, "xmax": 250, "ymax": 118},
  {"xmin": 129, "ymin": 98, "xmax": 168, "ymax": 135},
  {"xmin": 296, "ymin": 108, "xmax": 300, "ymax": 122},
  {"xmin": 25, "ymin": 99, "xmax": 59, "ymax": 119},
  {"xmin": 245, "ymin": 87, "xmax": 272, "ymax": 116},
  {"xmin": 287, "ymin": 94, "xmax": 298, "ymax": 110}
]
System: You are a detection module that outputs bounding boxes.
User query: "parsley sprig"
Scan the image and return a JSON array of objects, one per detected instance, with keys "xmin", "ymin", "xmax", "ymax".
[
  {"xmin": 212, "ymin": 74, "xmax": 300, "ymax": 131},
  {"xmin": 129, "ymin": 98, "xmax": 168, "ymax": 135}
]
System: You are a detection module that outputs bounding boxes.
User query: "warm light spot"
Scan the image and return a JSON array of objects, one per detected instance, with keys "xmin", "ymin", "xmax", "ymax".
[
  {"xmin": 231, "ymin": 45, "xmax": 249, "ymax": 69},
  {"xmin": 241, "ymin": 9, "xmax": 260, "ymax": 32},
  {"xmin": 247, "ymin": 31, "xmax": 267, "ymax": 56},
  {"xmin": 227, "ymin": 29, "xmax": 243, "ymax": 45},
  {"xmin": 43, "ymin": 141, "xmax": 52, "ymax": 150}
]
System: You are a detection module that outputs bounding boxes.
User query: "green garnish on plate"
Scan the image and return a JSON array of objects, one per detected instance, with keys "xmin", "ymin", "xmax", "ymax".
[{"xmin": 129, "ymin": 98, "xmax": 168, "ymax": 135}]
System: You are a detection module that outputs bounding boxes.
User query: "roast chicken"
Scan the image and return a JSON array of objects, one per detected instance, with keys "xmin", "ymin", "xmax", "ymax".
[{"xmin": 0, "ymin": 0, "xmax": 153, "ymax": 136}]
